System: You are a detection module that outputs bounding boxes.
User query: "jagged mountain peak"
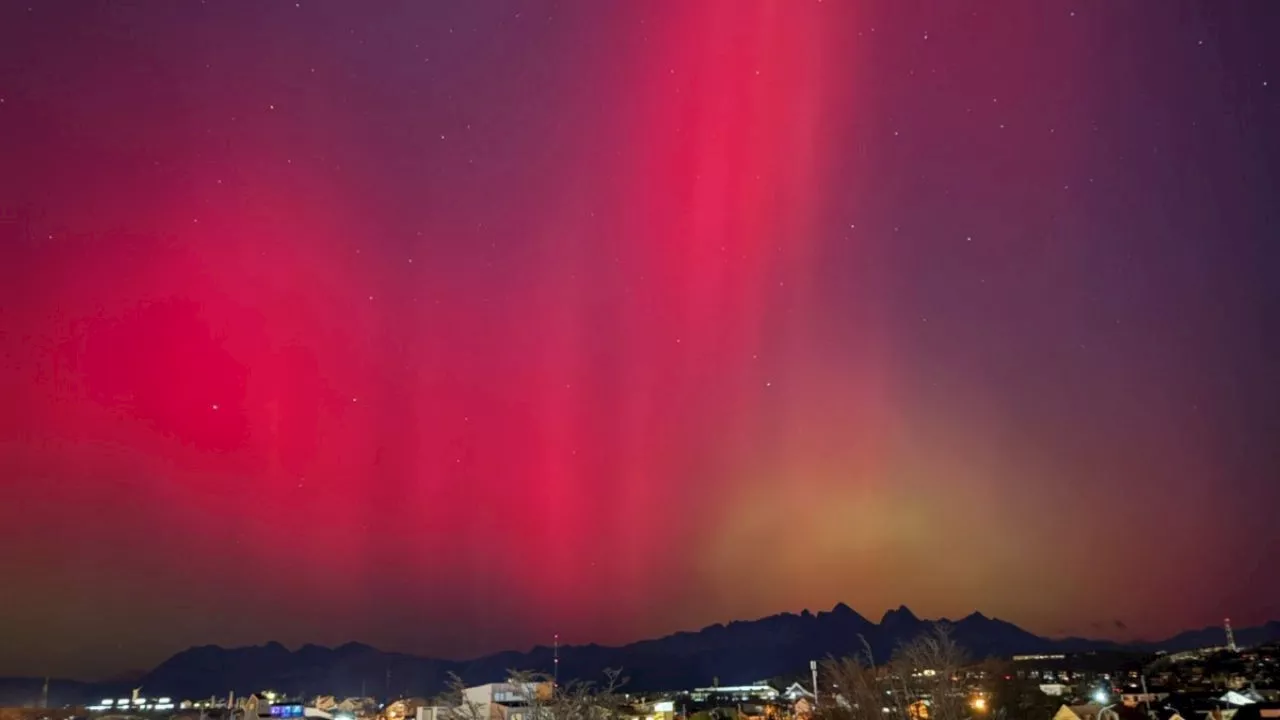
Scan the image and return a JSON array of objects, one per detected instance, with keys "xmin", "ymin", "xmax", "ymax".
[
  {"xmin": 880, "ymin": 605, "xmax": 921, "ymax": 624},
  {"xmin": 61, "ymin": 606, "xmax": 1279, "ymax": 704}
]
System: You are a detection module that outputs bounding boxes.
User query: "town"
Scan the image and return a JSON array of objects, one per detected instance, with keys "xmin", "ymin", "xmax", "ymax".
[{"xmin": 7, "ymin": 627, "xmax": 1279, "ymax": 720}]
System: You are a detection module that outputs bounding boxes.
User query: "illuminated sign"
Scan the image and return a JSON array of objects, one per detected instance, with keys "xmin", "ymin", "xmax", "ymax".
[{"xmin": 271, "ymin": 705, "xmax": 305, "ymax": 718}]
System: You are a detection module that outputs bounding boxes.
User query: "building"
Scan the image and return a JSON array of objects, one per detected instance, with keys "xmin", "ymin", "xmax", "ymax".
[
  {"xmin": 336, "ymin": 698, "xmax": 378, "ymax": 716},
  {"xmin": 386, "ymin": 698, "xmax": 430, "ymax": 720},
  {"xmin": 1121, "ymin": 691, "xmax": 1171, "ymax": 707},
  {"xmin": 444, "ymin": 681, "xmax": 554, "ymax": 720},
  {"xmin": 649, "ymin": 700, "xmax": 677, "ymax": 720},
  {"xmin": 267, "ymin": 703, "xmax": 333, "ymax": 720},
  {"xmin": 1041, "ymin": 685, "xmax": 1071, "ymax": 697},
  {"xmin": 1054, "ymin": 703, "xmax": 1107, "ymax": 720},
  {"xmin": 85, "ymin": 696, "xmax": 177, "ymax": 712},
  {"xmin": 782, "ymin": 684, "xmax": 814, "ymax": 702},
  {"xmin": 689, "ymin": 684, "xmax": 779, "ymax": 703},
  {"xmin": 415, "ymin": 708, "xmax": 452, "ymax": 720}
]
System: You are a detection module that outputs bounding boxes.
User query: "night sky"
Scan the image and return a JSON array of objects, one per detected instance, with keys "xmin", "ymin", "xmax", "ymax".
[{"xmin": 1, "ymin": 0, "xmax": 1278, "ymax": 681}]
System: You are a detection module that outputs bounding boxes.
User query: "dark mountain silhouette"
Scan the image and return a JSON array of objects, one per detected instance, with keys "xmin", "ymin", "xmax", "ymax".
[{"xmin": 14, "ymin": 608, "xmax": 1280, "ymax": 705}]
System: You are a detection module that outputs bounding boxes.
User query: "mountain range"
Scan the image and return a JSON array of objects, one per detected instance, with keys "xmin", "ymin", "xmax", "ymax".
[{"xmin": 9, "ymin": 605, "xmax": 1279, "ymax": 707}]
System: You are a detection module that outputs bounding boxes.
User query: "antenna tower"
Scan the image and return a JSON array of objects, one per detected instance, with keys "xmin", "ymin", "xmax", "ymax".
[
  {"xmin": 553, "ymin": 634, "xmax": 560, "ymax": 687},
  {"xmin": 1225, "ymin": 617, "xmax": 1238, "ymax": 652}
]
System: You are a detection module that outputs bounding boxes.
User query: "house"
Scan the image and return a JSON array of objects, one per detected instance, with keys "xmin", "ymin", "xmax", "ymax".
[
  {"xmin": 1054, "ymin": 703, "xmax": 1106, "ymax": 720},
  {"xmin": 1041, "ymin": 685, "xmax": 1071, "ymax": 697},
  {"xmin": 782, "ymin": 685, "xmax": 813, "ymax": 703},
  {"xmin": 415, "ymin": 707, "xmax": 452, "ymax": 720},
  {"xmin": 336, "ymin": 698, "xmax": 377, "ymax": 716},
  {"xmin": 238, "ymin": 695, "xmax": 261, "ymax": 713},
  {"xmin": 1222, "ymin": 691, "xmax": 1264, "ymax": 707},
  {"xmin": 648, "ymin": 700, "xmax": 677, "ymax": 720},
  {"xmin": 386, "ymin": 698, "xmax": 430, "ymax": 720},
  {"xmin": 452, "ymin": 681, "xmax": 554, "ymax": 720}
]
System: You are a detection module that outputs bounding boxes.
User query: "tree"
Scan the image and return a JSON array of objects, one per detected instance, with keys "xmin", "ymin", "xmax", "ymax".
[
  {"xmin": 817, "ymin": 626, "xmax": 971, "ymax": 720},
  {"xmin": 890, "ymin": 625, "xmax": 969, "ymax": 720}
]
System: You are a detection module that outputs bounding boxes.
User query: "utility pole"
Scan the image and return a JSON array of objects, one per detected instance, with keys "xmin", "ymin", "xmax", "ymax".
[
  {"xmin": 810, "ymin": 660, "xmax": 820, "ymax": 710},
  {"xmin": 553, "ymin": 634, "xmax": 560, "ymax": 688},
  {"xmin": 1141, "ymin": 676, "xmax": 1152, "ymax": 719}
]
